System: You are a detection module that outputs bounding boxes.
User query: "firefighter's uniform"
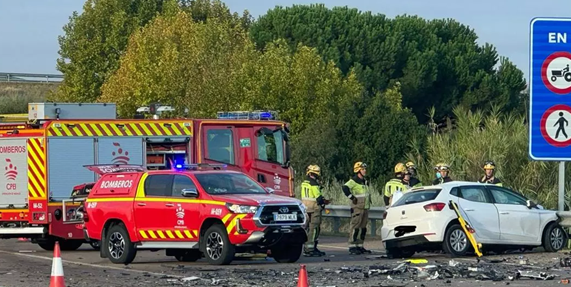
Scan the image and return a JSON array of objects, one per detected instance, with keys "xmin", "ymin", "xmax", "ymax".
[
  {"xmin": 405, "ymin": 161, "xmax": 422, "ymax": 187},
  {"xmin": 478, "ymin": 161, "xmax": 503, "ymax": 186},
  {"xmin": 432, "ymin": 163, "xmax": 453, "ymax": 185},
  {"xmin": 301, "ymin": 165, "xmax": 329, "ymax": 257},
  {"xmin": 342, "ymin": 162, "xmax": 372, "ymax": 255},
  {"xmin": 384, "ymin": 163, "xmax": 408, "ymax": 206}
]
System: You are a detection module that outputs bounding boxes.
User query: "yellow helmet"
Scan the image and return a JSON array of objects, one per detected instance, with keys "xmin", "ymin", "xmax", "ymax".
[
  {"xmin": 306, "ymin": 164, "xmax": 321, "ymax": 176},
  {"xmin": 405, "ymin": 161, "xmax": 416, "ymax": 169},
  {"xmin": 394, "ymin": 163, "xmax": 406, "ymax": 174},
  {"xmin": 435, "ymin": 163, "xmax": 450, "ymax": 171},
  {"xmin": 353, "ymin": 162, "xmax": 367, "ymax": 173},
  {"xmin": 483, "ymin": 161, "xmax": 495, "ymax": 170}
]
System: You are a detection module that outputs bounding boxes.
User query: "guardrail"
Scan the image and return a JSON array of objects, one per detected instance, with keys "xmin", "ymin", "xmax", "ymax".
[
  {"xmin": 322, "ymin": 205, "xmax": 386, "ymax": 236},
  {"xmin": 0, "ymin": 72, "xmax": 63, "ymax": 83}
]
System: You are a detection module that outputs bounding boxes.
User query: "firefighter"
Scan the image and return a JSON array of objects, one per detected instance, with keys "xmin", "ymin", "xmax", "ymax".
[
  {"xmin": 383, "ymin": 163, "xmax": 407, "ymax": 206},
  {"xmin": 405, "ymin": 161, "xmax": 422, "ymax": 187},
  {"xmin": 342, "ymin": 162, "xmax": 372, "ymax": 255},
  {"xmin": 432, "ymin": 163, "xmax": 453, "ymax": 185},
  {"xmin": 301, "ymin": 164, "xmax": 330, "ymax": 257},
  {"xmin": 478, "ymin": 160, "xmax": 503, "ymax": 186}
]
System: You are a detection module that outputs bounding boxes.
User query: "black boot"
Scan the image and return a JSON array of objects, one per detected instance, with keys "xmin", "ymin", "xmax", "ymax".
[
  {"xmin": 359, "ymin": 247, "xmax": 372, "ymax": 254},
  {"xmin": 349, "ymin": 247, "xmax": 362, "ymax": 255},
  {"xmin": 314, "ymin": 241, "xmax": 326, "ymax": 256}
]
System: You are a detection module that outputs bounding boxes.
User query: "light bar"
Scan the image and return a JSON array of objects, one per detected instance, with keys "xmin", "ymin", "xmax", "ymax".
[
  {"xmin": 174, "ymin": 163, "xmax": 227, "ymax": 170},
  {"xmin": 216, "ymin": 110, "xmax": 278, "ymax": 120}
]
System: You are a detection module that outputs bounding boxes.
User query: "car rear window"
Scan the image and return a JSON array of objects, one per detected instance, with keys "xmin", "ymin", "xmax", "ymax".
[{"xmin": 392, "ymin": 189, "xmax": 441, "ymax": 207}]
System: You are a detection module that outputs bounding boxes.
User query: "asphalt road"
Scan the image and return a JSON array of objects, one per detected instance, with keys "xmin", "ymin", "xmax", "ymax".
[{"xmin": 1, "ymin": 236, "xmax": 571, "ymax": 287}]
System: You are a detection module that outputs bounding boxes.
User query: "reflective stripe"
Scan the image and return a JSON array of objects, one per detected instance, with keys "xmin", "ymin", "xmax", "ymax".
[
  {"xmin": 348, "ymin": 243, "xmax": 357, "ymax": 248},
  {"xmin": 355, "ymin": 194, "xmax": 369, "ymax": 198},
  {"xmin": 302, "ymin": 198, "xmax": 316, "ymax": 201}
]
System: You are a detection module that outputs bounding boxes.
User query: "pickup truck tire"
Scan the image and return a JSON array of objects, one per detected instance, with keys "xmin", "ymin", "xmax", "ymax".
[
  {"xmin": 271, "ymin": 244, "xmax": 303, "ymax": 263},
  {"xmin": 106, "ymin": 224, "xmax": 137, "ymax": 264},
  {"xmin": 202, "ymin": 224, "xmax": 235, "ymax": 265}
]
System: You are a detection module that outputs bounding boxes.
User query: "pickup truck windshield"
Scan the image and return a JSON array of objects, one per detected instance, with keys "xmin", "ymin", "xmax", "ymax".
[{"xmin": 195, "ymin": 173, "xmax": 267, "ymax": 195}]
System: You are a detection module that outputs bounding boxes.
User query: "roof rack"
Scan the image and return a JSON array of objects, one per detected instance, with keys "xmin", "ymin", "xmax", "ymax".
[
  {"xmin": 174, "ymin": 163, "xmax": 227, "ymax": 170},
  {"xmin": 84, "ymin": 164, "xmax": 147, "ymax": 175}
]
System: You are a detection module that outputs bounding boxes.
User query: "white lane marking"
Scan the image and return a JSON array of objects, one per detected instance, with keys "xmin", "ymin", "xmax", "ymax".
[{"xmin": 0, "ymin": 250, "xmax": 184, "ymax": 278}]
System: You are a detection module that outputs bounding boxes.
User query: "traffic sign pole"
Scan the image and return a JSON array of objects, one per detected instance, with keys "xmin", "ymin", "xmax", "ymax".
[
  {"xmin": 559, "ymin": 161, "xmax": 565, "ymax": 211},
  {"xmin": 530, "ymin": 17, "xmax": 571, "ymax": 211}
]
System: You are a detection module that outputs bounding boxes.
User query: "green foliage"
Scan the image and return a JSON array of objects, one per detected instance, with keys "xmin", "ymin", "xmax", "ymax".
[
  {"xmin": 250, "ymin": 5, "xmax": 527, "ymax": 122},
  {"xmin": 0, "ymin": 83, "xmax": 58, "ymax": 114},
  {"xmin": 54, "ymin": 0, "xmax": 252, "ymax": 103},
  {"xmin": 407, "ymin": 107, "xmax": 567, "ymax": 210}
]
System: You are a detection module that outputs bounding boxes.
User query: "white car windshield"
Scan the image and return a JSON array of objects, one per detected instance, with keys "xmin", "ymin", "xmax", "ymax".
[
  {"xmin": 194, "ymin": 173, "xmax": 267, "ymax": 195},
  {"xmin": 392, "ymin": 189, "xmax": 441, "ymax": 207}
]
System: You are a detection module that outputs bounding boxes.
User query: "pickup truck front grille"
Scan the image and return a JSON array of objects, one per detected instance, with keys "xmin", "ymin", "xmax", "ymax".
[{"xmin": 257, "ymin": 204, "xmax": 305, "ymax": 225}]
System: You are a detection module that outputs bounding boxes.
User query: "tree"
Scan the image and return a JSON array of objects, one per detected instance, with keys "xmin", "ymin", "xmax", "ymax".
[
  {"xmin": 250, "ymin": 5, "xmax": 527, "ymax": 122},
  {"xmin": 100, "ymin": 10, "xmax": 362, "ymax": 135},
  {"xmin": 54, "ymin": 0, "xmax": 252, "ymax": 103},
  {"xmin": 99, "ymin": 10, "xmax": 253, "ymax": 118}
]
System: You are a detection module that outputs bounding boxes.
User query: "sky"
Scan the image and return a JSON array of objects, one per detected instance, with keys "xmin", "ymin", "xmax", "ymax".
[{"xmin": 1, "ymin": 0, "xmax": 570, "ymax": 82}]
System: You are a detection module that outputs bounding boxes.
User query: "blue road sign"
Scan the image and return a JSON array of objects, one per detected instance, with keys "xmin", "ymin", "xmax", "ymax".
[{"xmin": 530, "ymin": 17, "xmax": 571, "ymax": 160}]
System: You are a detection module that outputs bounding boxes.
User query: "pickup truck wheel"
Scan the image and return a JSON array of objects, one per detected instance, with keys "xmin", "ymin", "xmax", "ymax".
[
  {"xmin": 175, "ymin": 250, "xmax": 201, "ymax": 262},
  {"xmin": 443, "ymin": 224, "xmax": 469, "ymax": 256},
  {"xmin": 271, "ymin": 244, "xmax": 303, "ymax": 263},
  {"xmin": 106, "ymin": 224, "xmax": 137, "ymax": 264},
  {"xmin": 543, "ymin": 223, "xmax": 567, "ymax": 252},
  {"xmin": 202, "ymin": 224, "xmax": 234, "ymax": 265}
]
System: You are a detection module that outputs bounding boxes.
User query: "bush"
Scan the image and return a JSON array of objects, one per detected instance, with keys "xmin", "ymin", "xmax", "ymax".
[
  {"xmin": 0, "ymin": 83, "xmax": 58, "ymax": 114},
  {"xmin": 407, "ymin": 106, "xmax": 569, "ymax": 210}
]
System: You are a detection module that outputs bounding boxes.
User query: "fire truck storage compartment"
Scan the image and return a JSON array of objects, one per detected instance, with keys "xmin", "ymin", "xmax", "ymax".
[
  {"xmin": 96, "ymin": 137, "xmax": 143, "ymax": 166},
  {"xmin": 0, "ymin": 138, "xmax": 28, "ymax": 208},
  {"xmin": 47, "ymin": 138, "xmax": 96, "ymax": 201},
  {"xmin": 48, "ymin": 137, "xmax": 144, "ymax": 201},
  {"xmin": 145, "ymin": 137, "xmax": 190, "ymax": 169}
]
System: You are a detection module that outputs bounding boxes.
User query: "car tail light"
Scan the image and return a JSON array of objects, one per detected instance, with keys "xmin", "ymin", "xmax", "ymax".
[{"xmin": 424, "ymin": 202, "xmax": 446, "ymax": 212}]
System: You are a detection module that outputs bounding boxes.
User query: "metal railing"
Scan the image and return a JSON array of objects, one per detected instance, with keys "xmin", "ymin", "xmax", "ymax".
[
  {"xmin": 322, "ymin": 205, "xmax": 386, "ymax": 236},
  {"xmin": 0, "ymin": 72, "xmax": 63, "ymax": 83}
]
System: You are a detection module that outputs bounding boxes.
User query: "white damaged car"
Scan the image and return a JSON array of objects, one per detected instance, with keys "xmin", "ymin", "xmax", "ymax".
[{"xmin": 381, "ymin": 181, "xmax": 567, "ymax": 258}]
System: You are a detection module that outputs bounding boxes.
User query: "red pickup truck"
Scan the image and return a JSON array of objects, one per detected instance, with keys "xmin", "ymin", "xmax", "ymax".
[{"xmin": 81, "ymin": 164, "xmax": 308, "ymax": 265}]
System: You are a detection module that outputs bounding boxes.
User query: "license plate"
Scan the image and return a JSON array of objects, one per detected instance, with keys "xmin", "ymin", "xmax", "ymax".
[{"xmin": 274, "ymin": 214, "xmax": 297, "ymax": 221}]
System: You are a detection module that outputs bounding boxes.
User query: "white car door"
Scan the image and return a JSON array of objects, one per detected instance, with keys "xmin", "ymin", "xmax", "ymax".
[
  {"xmin": 487, "ymin": 186, "xmax": 541, "ymax": 244},
  {"xmin": 453, "ymin": 186, "xmax": 501, "ymax": 242}
]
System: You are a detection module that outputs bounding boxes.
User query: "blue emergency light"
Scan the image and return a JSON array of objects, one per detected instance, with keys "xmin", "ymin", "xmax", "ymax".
[
  {"xmin": 174, "ymin": 163, "xmax": 228, "ymax": 171},
  {"xmin": 216, "ymin": 110, "xmax": 278, "ymax": 120}
]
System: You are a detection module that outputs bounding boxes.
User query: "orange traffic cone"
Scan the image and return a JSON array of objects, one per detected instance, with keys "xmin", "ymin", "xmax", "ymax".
[
  {"xmin": 297, "ymin": 264, "xmax": 309, "ymax": 287},
  {"xmin": 49, "ymin": 241, "xmax": 65, "ymax": 287}
]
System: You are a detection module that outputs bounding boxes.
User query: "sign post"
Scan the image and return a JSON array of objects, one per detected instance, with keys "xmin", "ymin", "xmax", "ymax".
[{"xmin": 530, "ymin": 18, "xmax": 571, "ymax": 211}]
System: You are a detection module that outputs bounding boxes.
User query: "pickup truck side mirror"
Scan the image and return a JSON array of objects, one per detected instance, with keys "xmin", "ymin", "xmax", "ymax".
[
  {"xmin": 526, "ymin": 200, "xmax": 538, "ymax": 209},
  {"xmin": 265, "ymin": 187, "xmax": 275, "ymax": 194},
  {"xmin": 181, "ymin": 188, "xmax": 198, "ymax": 198}
]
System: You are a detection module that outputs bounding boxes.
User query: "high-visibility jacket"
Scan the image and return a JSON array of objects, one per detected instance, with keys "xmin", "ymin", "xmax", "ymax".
[
  {"xmin": 343, "ymin": 176, "xmax": 371, "ymax": 210},
  {"xmin": 478, "ymin": 176, "xmax": 503, "ymax": 187},
  {"xmin": 409, "ymin": 177, "xmax": 422, "ymax": 188},
  {"xmin": 384, "ymin": 178, "xmax": 407, "ymax": 198},
  {"xmin": 301, "ymin": 177, "xmax": 324, "ymax": 213}
]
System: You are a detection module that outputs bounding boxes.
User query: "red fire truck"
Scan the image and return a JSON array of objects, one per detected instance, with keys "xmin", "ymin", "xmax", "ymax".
[{"xmin": 0, "ymin": 103, "xmax": 293, "ymax": 251}]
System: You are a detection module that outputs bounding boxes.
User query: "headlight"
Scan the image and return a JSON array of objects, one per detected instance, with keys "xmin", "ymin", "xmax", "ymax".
[{"xmin": 226, "ymin": 203, "xmax": 258, "ymax": 214}]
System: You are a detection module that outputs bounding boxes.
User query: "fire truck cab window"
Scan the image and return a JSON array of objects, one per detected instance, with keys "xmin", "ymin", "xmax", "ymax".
[
  {"xmin": 206, "ymin": 129, "xmax": 234, "ymax": 164},
  {"xmin": 256, "ymin": 130, "xmax": 284, "ymax": 164},
  {"xmin": 144, "ymin": 174, "xmax": 174, "ymax": 197},
  {"xmin": 172, "ymin": 175, "xmax": 197, "ymax": 197}
]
